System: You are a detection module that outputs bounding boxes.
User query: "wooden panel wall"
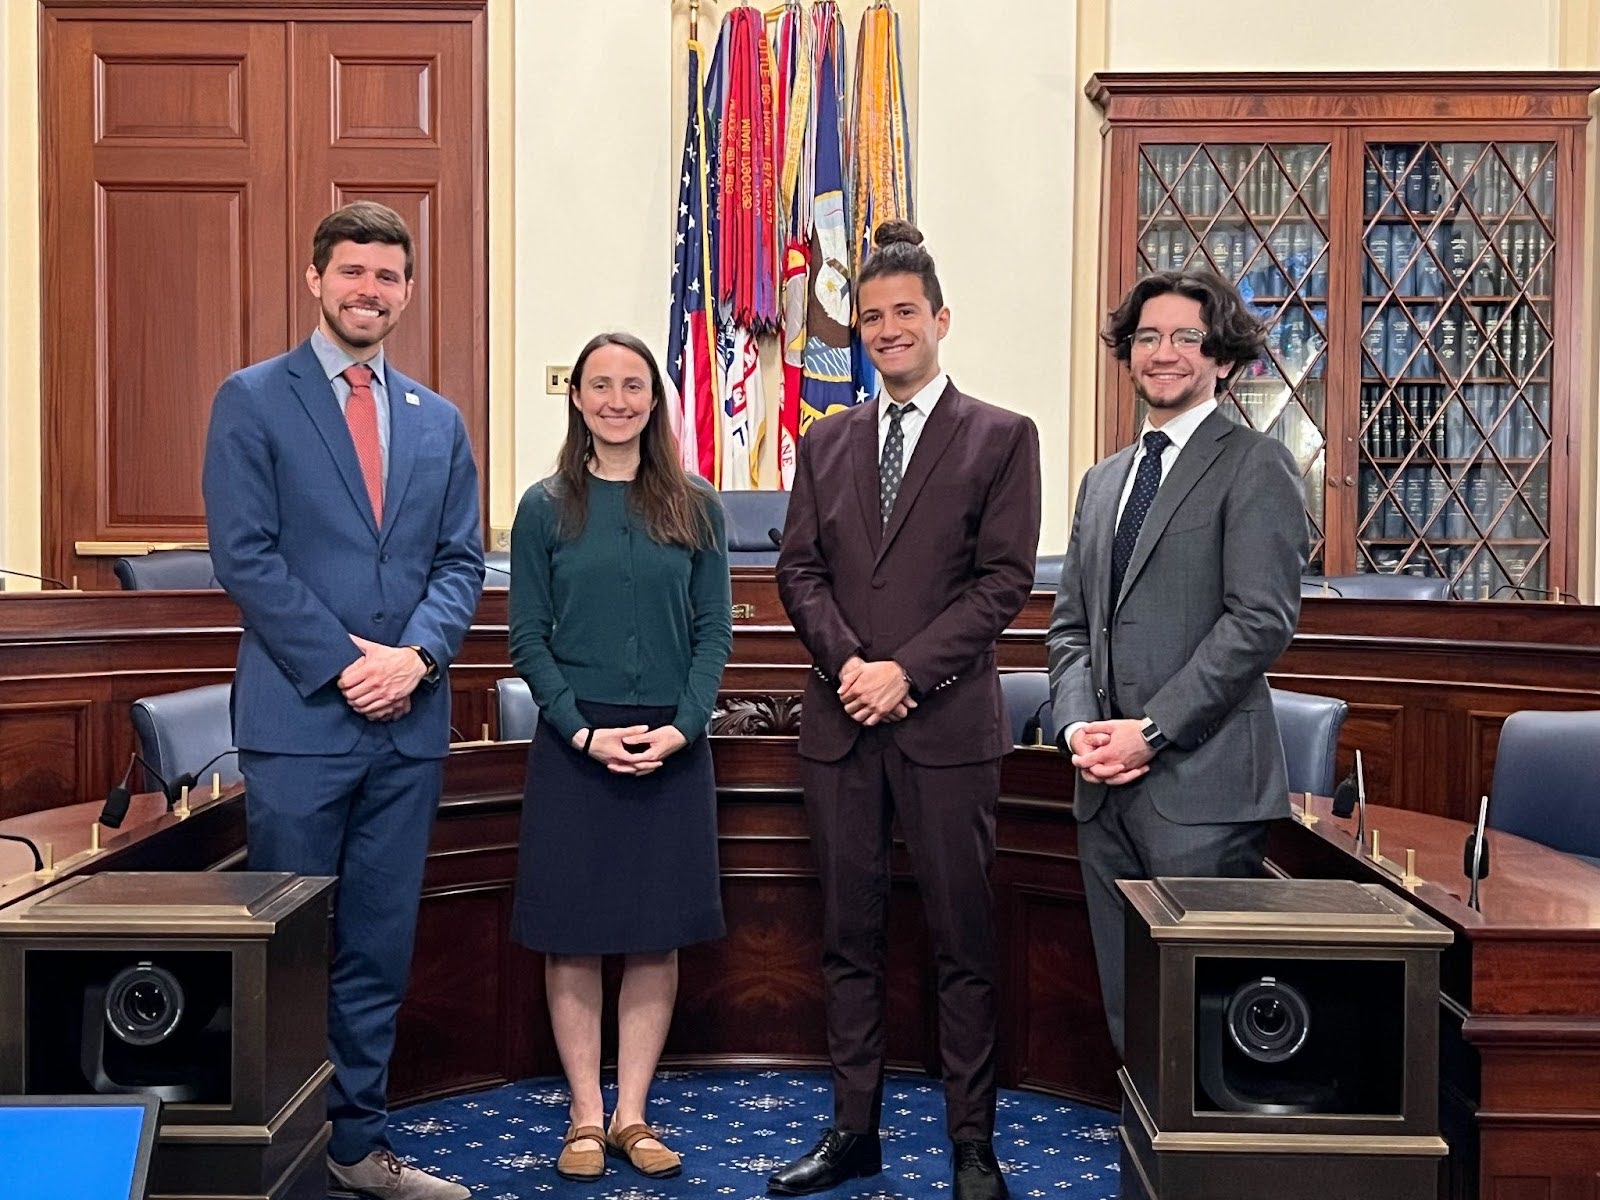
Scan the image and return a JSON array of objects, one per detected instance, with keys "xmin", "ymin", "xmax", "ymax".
[{"xmin": 39, "ymin": 2, "xmax": 487, "ymax": 590}]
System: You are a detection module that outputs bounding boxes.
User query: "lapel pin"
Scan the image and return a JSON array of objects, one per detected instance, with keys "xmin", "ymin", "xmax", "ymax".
[{"xmin": 405, "ymin": 391, "xmax": 420, "ymax": 406}]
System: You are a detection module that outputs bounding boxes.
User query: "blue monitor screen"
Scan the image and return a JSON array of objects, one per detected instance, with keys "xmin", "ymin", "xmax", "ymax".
[{"xmin": 0, "ymin": 1102, "xmax": 153, "ymax": 1200}]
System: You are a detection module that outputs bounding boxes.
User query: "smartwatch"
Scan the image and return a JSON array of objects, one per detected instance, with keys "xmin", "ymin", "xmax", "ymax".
[
  {"xmin": 1140, "ymin": 717, "xmax": 1168, "ymax": 754},
  {"xmin": 411, "ymin": 645, "xmax": 440, "ymax": 684}
]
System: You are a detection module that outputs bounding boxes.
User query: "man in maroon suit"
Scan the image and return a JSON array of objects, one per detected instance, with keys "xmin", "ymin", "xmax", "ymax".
[{"xmin": 770, "ymin": 221, "xmax": 1042, "ymax": 1200}]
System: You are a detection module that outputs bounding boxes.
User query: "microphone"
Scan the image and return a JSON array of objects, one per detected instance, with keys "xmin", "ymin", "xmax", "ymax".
[
  {"xmin": 0, "ymin": 833, "xmax": 44, "ymax": 871},
  {"xmin": 0, "ymin": 566, "xmax": 75, "ymax": 590},
  {"xmin": 1490, "ymin": 584, "xmax": 1579, "ymax": 604},
  {"xmin": 102, "ymin": 751, "xmax": 212, "ymax": 828},
  {"xmin": 1330, "ymin": 770, "xmax": 1358, "ymax": 818},
  {"xmin": 1463, "ymin": 793, "xmax": 1492, "ymax": 911},
  {"xmin": 1022, "ymin": 697, "xmax": 1053, "ymax": 746},
  {"xmin": 163, "ymin": 748, "xmax": 239, "ymax": 804},
  {"xmin": 1303, "ymin": 579, "xmax": 1345, "ymax": 597},
  {"xmin": 767, "ymin": 527, "xmax": 783, "ymax": 548}
]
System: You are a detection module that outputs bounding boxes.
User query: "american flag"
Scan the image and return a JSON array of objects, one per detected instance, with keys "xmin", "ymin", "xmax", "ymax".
[{"xmin": 666, "ymin": 40, "xmax": 718, "ymax": 484}]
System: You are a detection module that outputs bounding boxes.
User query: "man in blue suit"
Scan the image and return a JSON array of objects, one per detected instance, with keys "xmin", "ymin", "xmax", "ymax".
[{"xmin": 203, "ymin": 201, "xmax": 483, "ymax": 1200}]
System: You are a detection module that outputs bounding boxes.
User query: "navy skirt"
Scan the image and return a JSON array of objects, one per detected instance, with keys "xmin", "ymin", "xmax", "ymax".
[{"xmin": 511, "ymin": 701, "xmax": 725, "ymax": 955}]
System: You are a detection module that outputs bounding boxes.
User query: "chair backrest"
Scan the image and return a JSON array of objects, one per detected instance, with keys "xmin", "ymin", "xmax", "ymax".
[
  {"xmin": 495, "ymin": 677, "xmax": 540, "ymax": 741},
  {"xmin": 1034, "ymin": 554, "xmax": 1065, "ymax": 591},
  {"xmin": 719, "ymin": 490, "xmax": 790, "ymax": 555},
  {"xmin": 113, "ymin": 550, "xmax": 221, "ymax": 591},
  {"xmin": 1270, "ymin": 687, "xmax": 1349, "ymax": 798},
  {"xmin": 1000, "ymin": 671, "xmax": 1053, "ymax": 747},
  {"xmin": 483, "ymin": 550, "xmax": 511, "ymax": 587},
  {"xmin": 1301, "ymin": 573, "xmax": 1450, "ymax": 600},
  {"xmin": 130, "ymin": 683, "xmax": 239, "ymax": 795},
  {"xmin": 1490, "ymin": 710, "xmax": 1600, "ymax": 867}
]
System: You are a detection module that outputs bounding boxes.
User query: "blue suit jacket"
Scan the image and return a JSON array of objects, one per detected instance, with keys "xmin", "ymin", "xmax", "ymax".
[{"xmin": 202, "ymin": 339, "xmax": 485, "ymax": 758}]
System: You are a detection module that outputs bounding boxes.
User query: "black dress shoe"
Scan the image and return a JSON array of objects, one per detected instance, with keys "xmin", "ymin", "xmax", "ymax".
[
  {"xmin": 953, "ymin": 1139, "xmax": 1008, "ymax": 1200},
  {"xmin": 767, "ymin": 1127, "xmax": 882, "ymax": 1195}
]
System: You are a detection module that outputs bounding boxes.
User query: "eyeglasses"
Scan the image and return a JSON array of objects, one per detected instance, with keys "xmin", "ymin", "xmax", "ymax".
[{"xmin": 1130, "ymin": 328, "xmax": 1207, "ymax": 353}]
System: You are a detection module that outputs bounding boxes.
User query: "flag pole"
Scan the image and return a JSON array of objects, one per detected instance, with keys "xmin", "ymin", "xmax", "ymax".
[{"xmin": 690, "ymin": 0, "xmax": 699, "ymax": 41}]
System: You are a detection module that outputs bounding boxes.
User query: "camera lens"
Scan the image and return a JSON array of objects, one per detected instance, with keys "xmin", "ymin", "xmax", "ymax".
[
  {"xmin": 1225, "ymin": 976, "xmax": 1310, "ymax": 1064},
  {"xmin": 105, "ymin": 962, "xmax": 185, "ymax": 1047}
]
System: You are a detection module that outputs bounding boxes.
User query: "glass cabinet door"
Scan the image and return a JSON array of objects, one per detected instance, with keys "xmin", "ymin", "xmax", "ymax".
[
  {"xmin": 1136, "ymin": 142, "xmax": 1333, "ymax": 573},
  {"xmin": 1358, "ymin": 141, "xmax": 1555, "ymax": 598}
]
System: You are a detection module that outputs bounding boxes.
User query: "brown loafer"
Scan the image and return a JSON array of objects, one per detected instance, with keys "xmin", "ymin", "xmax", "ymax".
[
  {"xmin": 556, "ymin": 1124, "xmax": 606, "ymax": 1181},
  {"xmin": 607, "ymin": 1122, "xmax": 682, "ymax": 1178}
]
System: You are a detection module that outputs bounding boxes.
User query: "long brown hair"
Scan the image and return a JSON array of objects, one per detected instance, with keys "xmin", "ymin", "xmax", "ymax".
[{"xmin": 551, "ymin": 331, "xmax": 718, "ymax": 549}]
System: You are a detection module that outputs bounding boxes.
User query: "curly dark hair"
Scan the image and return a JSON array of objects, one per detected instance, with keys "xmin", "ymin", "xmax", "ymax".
[{"xmin": 1102, "ymin": 269, "xmax": 1267, "ymax": 393}]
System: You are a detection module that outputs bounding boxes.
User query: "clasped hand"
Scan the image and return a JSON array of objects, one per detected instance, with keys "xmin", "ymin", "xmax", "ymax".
[
  {"xmin": 1069, "ymin": 718, "xmax": 1154, "ymax": 786},
  {"xmin": 838, "ymin": 656, "xmax": 917, "ymax": 726},
  {"xmin": 572, "ymin": 724, "xmax": 688, "ymax": 775},
  {"xmin": 338, "ymin": 635, "xmax": 424, "ymax": 722}
]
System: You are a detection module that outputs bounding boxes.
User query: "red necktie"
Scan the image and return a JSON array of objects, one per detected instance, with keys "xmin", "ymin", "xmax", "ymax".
[{"xmin": 341, "ymin": 363, "xmax": 384, "ymax": 526}]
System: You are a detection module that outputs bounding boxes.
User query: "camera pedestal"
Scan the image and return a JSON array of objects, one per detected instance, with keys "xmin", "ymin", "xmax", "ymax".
[
  {"xmin": 0, "ymin": 872, "xmax": 335, "ymax": 1200},
  {"xmin": 1117, "ymin": 877, "xmax": 1451, "ymax": 1200}
]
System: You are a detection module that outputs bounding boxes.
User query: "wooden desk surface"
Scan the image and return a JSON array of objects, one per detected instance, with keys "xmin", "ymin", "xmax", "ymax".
[{"xmin": 4, "ymin": 737, "xmax": 1598, "ymax": 1195}]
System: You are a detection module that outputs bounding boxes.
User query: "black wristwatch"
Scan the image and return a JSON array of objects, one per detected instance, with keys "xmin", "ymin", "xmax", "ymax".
[
  {"xmin": 1140, "ymin": 717, "xmax": 1168, "ymax": 754},
  {"xmin": 411, "ymin": 645, "xmax": 440, "ymax": 684}
]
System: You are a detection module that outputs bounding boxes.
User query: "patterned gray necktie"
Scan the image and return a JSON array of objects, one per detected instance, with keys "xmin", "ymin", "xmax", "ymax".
[
  {"xmin": 879, "ymin": 402, "xmax": 914, "ymax": 526},
  {"xmin": 1110, "ymin": 429, "xmax": 1172, "ymax": 603}
]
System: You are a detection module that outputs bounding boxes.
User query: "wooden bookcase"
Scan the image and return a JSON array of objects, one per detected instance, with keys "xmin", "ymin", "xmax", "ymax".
[{"xmin": 1088, "ymin": 73, "xmax": 1600, "ymax": 597}]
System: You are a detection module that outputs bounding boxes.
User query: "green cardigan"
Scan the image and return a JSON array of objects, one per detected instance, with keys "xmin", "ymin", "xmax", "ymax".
[{"xmin": 509, "ymin": 475, "xmax": 732, "ymax": 742}]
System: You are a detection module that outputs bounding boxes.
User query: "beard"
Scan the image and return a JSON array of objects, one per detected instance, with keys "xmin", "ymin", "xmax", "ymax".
[
  {"xmin": 1134, "ymin": 374, "xmax": 1216, "ymax": 412},
  {"xmin": 322, "ymin": 297, "xmax": 393, "ymax": 349}
]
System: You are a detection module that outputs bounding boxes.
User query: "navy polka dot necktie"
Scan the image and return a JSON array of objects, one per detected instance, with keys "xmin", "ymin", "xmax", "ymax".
[
  {"xmin": 1110, "ymin": 429, "xmax": 1172, "ymax": 603},
  {"xmin": 879, "ymin": 402, "xmax": 914, "ymax": 526}
]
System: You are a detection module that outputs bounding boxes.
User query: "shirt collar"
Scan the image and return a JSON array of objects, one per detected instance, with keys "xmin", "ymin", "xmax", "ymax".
[
  {"xmin": 1140, "ymin": 397, "xmax": 1217, "ymax": 452},
  {"xmin": 311, "ymin": 326, "xmax": 387, "ymax": 390},
  {"xmin": 877, "ymin": 371, "xmax": 949, "ymax": 426}
]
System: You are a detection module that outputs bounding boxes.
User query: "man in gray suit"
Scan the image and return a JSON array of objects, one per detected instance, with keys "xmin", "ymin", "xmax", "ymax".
[{"xmin": 1046, "ymin": 269, "xmax": 1308, "ymax": 1056}]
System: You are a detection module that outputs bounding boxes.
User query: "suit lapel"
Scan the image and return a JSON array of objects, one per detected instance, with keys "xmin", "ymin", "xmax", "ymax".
[
  {"xmin": 850, "ymin": 402, "xmax": 883, "ymax": 554},
  {"xmin": 379, "ymin": 365, "xmax": 419, "ymax": 546},
  {"xmin": 876, "ymin": 381, "xmax": 962, "ymax": 566},
  {"xmin": 286, "ymin": 341, "xmax": 381, "ymax": 539},
  {"xmin": 1115, "ymin": 409, "xmax": 1232, "ymax": 609}
]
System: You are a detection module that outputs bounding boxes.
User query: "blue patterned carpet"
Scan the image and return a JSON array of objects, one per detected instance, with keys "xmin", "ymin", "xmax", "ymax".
[{"xmin": 379, "ymin": 1068, "xmax": 1121, "ymax": 1199}]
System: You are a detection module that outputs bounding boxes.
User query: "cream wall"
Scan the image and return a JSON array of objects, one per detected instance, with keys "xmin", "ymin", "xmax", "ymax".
[
  {"xmin": 1, "ymin": 1, "xmax": 41, "ymax": 581},
  {"xmin": 3, "ymin": 0, "xmax": 1598, "ymax": 577},
  {"xmin": 1108, "ymin": 0, "xmax": 1562, "ymax": 70}
]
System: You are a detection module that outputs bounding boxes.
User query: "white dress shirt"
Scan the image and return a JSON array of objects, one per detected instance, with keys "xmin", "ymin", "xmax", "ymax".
[
  {"xmin": 876, "ymin": 371, "xmax": 949, "ymax": 464},
  {"xmin": 1114, "ymin": 398, "xmax": 1218, "ymax": 522}
]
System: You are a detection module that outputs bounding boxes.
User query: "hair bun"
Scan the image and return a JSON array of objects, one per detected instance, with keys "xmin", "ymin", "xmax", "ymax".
[{"xmin": 873, "ymin": 219, "xmax": 924, "ymax": 249}]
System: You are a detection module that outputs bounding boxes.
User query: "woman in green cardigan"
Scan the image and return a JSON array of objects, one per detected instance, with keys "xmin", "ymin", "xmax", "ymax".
[{"xmin": 508, "ymin": 332, "xmax": 732, "ymax": 1183}]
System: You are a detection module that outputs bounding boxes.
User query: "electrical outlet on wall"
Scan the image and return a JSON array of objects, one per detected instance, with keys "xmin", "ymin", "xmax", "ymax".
[{"xmin": 545, "ymin": 366, "xmax": 572, "ymax": 394}]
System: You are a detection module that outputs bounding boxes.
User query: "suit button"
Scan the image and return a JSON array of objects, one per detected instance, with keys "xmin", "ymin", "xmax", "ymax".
[
  {"xmin": 381, "ymin": 553, "xmax": 390, "ymax": 563},
  {"xmin": 374, "ymin": 612, "xmax": 385, "ymax": 622},
  {"xmin": 871, "ymin": 578, "xmax": 886, "ymax": 589},
  {"xmin": 1096, "ymin": 688, "xmax": 1106, "ymax": 699}
]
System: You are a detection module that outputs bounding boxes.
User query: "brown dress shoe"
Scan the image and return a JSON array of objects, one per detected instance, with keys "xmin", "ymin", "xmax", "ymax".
[
  {"xmin": 607, "ymin": 1122, "xmax": 683, "ymax": 1178},
  {"xmin": 556, "ymin": 1124, "xmax": 607, "ymax": 1181}
]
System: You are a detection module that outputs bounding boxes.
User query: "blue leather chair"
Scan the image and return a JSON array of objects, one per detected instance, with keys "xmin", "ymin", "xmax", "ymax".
[
  {"xmin": 495, "ymin": 677, "xmax": 540, "ymax": 741},
  {"xmin": 1489, "ymin": 710, "xmax": 1600, "ymax": 869},
  {"xmin": 130, "ymin": 683, "xmax": 240, "ymax": 796},
  {"xmin": 1270, "ymin": 687, "xmax": 1349, "ymax": 798},
  {"xmin": 1034, "ymin": 554, "xmax": 1065, "ymax": 591},
  {"xmin": 720, "ymin": 490, "xmax": 790, "ymax": 567},
  {"xmin": 113, "ymin": 550, "xmax": 221, "ymax": 590},
  {"xmin": 1301, "ymin": 573, "xmax": 1449, "ymax": 600},
  {"xmin": 483, "ymin": 550, "xmax": 511, "ymax": 588},
  {"xmin": 1000, "ymin": 670, "xmax": 1053, "ymax": 747}
]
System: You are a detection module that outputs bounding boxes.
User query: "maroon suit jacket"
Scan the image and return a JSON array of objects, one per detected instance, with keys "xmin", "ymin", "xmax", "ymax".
[{"xmin": 777, "ymin": 381, "xmax": 1042, "ymax": 766}]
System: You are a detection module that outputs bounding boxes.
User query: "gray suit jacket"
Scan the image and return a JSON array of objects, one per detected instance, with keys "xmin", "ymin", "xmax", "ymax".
[{"xmin": 1045, "ymin": 408, "xmax": 1308, "ymax": 825}]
